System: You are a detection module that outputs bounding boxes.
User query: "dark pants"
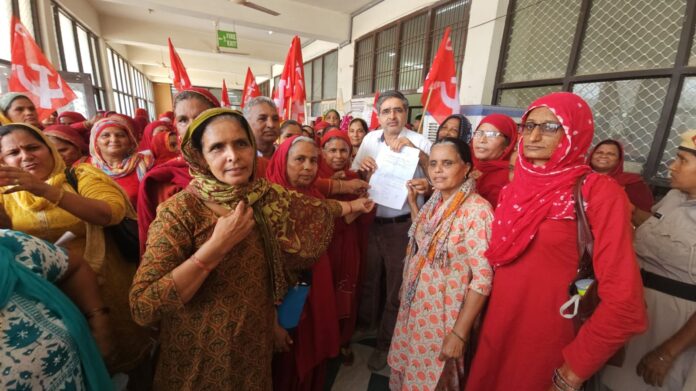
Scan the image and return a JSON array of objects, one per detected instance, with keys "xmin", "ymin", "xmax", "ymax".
[{"xmin": 357, "ymin": 219, "xmax": 410, "ymax": 351}]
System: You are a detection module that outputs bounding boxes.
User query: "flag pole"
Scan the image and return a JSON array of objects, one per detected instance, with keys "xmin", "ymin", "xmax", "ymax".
[
  {"xmin": 418, "ymin": 86, "xmax": 434, "ymax": 134},
  {"xmin": 288, "ymin": 96, "xmax": 293, "ymax": 121}
]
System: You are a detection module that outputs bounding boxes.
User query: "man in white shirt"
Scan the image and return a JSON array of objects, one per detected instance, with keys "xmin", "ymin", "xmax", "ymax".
[
  {"xmin": 351, "ymin": 90, "xmax": 432, "ymax": 371},
  {"xmin": 243, "ymin": 96, "xmax": 280, "ymax": 158}
]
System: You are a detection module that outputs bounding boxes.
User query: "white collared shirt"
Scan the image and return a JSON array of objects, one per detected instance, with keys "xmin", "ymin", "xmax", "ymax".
[{"xmin": 351, "ymin": 128, "xmax": 432, "ymax": 218}]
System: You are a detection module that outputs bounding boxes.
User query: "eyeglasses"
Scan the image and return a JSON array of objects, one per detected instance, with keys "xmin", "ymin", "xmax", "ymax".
[
  {"xmin": 379, "ymin": 107, "xmax": 405, "ymax": 116},
  {"xmin": 473, "ymin": 130, "xmax": 503, "ymax": 139},
  {"xmin": 519, "ymin": 122, "xmax": 563, "ymax": 135}
]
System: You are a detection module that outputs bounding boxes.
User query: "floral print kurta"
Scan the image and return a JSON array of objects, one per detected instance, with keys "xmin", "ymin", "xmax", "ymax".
[
  {"xmin": 0, "ymin": 230, "xmax": 85, "ymax": 391},
  {"xmin": 388, "ymin": 191, "xmax": 493, "ymax": 391}
]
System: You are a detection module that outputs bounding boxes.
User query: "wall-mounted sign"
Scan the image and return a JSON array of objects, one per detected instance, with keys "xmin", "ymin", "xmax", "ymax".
[{"xmin": 217, "ymin": 30, "xmax": 238, "ymax": 49}]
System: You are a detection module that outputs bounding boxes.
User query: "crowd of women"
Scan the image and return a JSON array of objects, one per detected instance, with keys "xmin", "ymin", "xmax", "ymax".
[{"xmin": 0, "ymin": 86, "xmax": 693, "ymax": 391}]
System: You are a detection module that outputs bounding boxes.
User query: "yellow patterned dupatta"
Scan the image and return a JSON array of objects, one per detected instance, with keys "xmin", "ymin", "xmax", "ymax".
[{"xmin": 0, "ymin": 123, "xmax": 67, "ymax": 211}]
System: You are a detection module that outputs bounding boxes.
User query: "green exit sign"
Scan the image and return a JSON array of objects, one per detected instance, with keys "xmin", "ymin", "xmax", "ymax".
[{"xmin": 217, "ymin": 30, "xmax": 238, "ymax": 49}]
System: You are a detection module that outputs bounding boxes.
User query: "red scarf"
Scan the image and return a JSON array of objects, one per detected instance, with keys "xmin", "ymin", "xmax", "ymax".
[
  {"xmin": 472, "ymin": 114, "xmax": 518, "ymax": 206},
  {"xmin": 44, "ymin": 124, "xmax": 89, "ymax": 154},
  {"xmin": 266, "ymin": 135, "xmax": 324, "ymax": 199},
  {"xmin": 588, "ymin": 140, "xmax": 643, "ymax": 186},
  {"xmin": 317, "ymin": 129, "xmax": 357, "ymax": 180},
  {"xmin": 486, "ymin": 92, "xmax": 593, "ymax": 267}
]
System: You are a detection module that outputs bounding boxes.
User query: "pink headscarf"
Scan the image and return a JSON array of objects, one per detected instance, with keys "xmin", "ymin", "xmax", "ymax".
[{"xmin": 485, "ymin": 92, "xmax": 593, "ymax": 267}]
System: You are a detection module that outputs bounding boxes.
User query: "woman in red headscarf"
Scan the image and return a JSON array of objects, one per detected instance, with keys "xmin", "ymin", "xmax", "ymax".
[
  {"xmin": 318, "ymin": 129, "xmax": 374, "ymax": 363},
  {"xmin": 44, "ymin": 124, "xmax": 89, "ymax": 166},
  {"xmin": 588, "ymin": 139, "xmax": 654, "ymax": 217},
  {"xmin": 88, "ymin": 118, "xmax": 153, "ymax": 208},
  {"xmin": 133, "ymin": 108, "xmax": 150, "ymax": 137},
  {"xmin": 139, "ymin": 120, "xmax": 179, "ymax": 166},
  {"xmin": 471, "ymin": 113, "xmax": 518, "ymax": 208},
  {"xmin": 465, "ymin": 92, "xmax": 647, "ymax": 391},
  {"xmin": 266, "ymin": 135, "xmax": 342, "ymax": 391}
]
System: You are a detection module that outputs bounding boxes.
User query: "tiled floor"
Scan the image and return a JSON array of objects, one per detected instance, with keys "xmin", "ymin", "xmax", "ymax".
[{"xmin": 325, "ymin": 336, "xmax": 391, "ymax": 391}]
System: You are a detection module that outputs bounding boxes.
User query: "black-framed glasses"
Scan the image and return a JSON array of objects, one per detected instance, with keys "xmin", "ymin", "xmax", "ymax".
[
  {"xmin": 519, "ymin": 122, "xmax": 563, "ymax": 135},
  {"xmin": 473, "ymin": 130, "xmax": 503, "ymax": 139}
]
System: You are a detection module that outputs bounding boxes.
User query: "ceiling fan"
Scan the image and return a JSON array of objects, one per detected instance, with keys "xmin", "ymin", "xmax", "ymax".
[{"xmin": 231, "ymin": 0, "xmax": 280, "ymax": 16}]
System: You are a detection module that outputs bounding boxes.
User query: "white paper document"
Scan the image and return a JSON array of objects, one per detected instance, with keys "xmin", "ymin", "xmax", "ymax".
[{"xmin": 368, "ymin": 145, "xmax": 420, "ymax": 210}]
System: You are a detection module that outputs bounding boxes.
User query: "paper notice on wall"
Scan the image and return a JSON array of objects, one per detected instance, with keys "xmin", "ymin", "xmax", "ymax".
[{"xmin": 368, "ymin": 145, "xmax": 420, "ymax": 210}]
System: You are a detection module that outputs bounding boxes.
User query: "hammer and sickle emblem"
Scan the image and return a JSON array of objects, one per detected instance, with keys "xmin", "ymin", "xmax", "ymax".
[
  {"xmin": 15, "ymin": 64, "xmax": 65, "ymax": 109},
  {"xmin": 434, "ymin": 77, "xmax": 459, "ymax": 112}
]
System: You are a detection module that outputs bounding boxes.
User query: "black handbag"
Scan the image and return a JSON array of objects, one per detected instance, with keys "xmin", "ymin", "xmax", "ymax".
[{"xmin": 65, "ymin": 168, "xmax": 140, "ymax": 262}]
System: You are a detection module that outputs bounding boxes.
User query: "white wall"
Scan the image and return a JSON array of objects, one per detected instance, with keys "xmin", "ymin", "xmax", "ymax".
[{"xmin": 459, "ymin": 0, "xmax": 509, "ymax": 105}]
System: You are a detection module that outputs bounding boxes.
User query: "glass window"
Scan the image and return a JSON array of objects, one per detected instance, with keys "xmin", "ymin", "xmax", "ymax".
[
  {"xmin": 398, "ymin": 13, "xmax": 427, "ymax": 91},
  {"xmin": 497, "ymin": 85, "xmax": 562, "ymax": 108},
  {"xmin": 322, "ymin": 51, "xmax": 337, "ymax": 99},
  {"xmin": 658, "ymin": 77, "xmax": 696, "ymax": 178},
  {"xmin": 0, "ymin": 0, "xmax": 12, "ymax": 61},
  {"xmin": 312, "ymin": 57, "xmax": 323, "ymax": 100},
  {"xmin": 258, "ymin": 80, "xmax": 270, "ymax": 97},
  {"xmin": 572, "ymin": 79, "xmax": 671, "ymax": 171},
  {"xmin": 58, "ymin": 12, "xmax": 79, "ymax": 72},
  {"xmin": 500, "ymin": 0, "xmax": 581, "ymax": 83},
  {"xmin": 304, "ymin": 63, "xmax": 312, "ymax": 101},
  {"xmin": 577, "ymin": 0, "xmax": 687, "ymax": 75},
  {"xmin": 17, "ymin": 0, "xmax": 36, "ymax": 40},
  {"xmin": 77, "ymin": 27, "xmax": 92, "ymax": 78},
  {"xmin": 354, "ymin": 36, "xmax": 374, "ymax": 96},
  {"xmin": 374, "ymin": 26, "xmax": 398, "ymax": 93},
  {"xmin": 430, "ymin": 0, "xmax": 470, "ymax": 81}
]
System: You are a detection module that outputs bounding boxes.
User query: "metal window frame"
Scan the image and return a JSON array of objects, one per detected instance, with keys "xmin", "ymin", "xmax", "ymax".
[
  {"xmin": 493, "ymin": 0, "xmax": 696, "ymax": 186},
  {"xmin": 303, "ymin": 49, "xmax": 339, "ymax": 110},
  {"xmin": 10, "ymin": 0, "xmax": 42, "ymax": 50},
  {"xmin": 106, "ymin": 46, "xmax": 155, "ymax": 115},
  {"xmin": 52, "ymin": 2, "xmax": 107, "ymax": 109},
  {"xmin": 351, "ymin": 0, "xmax": 472, "ymax": 98}
]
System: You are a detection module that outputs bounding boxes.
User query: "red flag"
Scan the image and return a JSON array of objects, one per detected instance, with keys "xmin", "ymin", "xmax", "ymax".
[
  {"xmin": 9, "ymin": 17, "xmax": 76, "ymax": 121},
  {"xmin": 272, "ymin": 36, "xmax": 306, "ymax": 122},
  {"xmin": 221, "ymin": 79, "xmax": 231, "ymax": 107},
  {"xmin": 369, "ymin": 92, "xmax": 380, "ymax": 130},
  {"xmin": 421, "ymin": 27, "xmax": 459, "ymax": 124},
  {"xmin": 241, "ymin": 67, "xmax": 261, "ymax": 108},
  {"xmin": 168, "ymin": 38, "xmax": 191, "ymax": 92}
]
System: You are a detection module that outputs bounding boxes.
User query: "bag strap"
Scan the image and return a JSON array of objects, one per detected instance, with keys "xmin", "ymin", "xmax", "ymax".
[
  {"xmin": 574, "ymin": 174, "xmax": 594, "ymax": 279},
  {"xmin": 64, "ymin": 167, "xmax": 78, "ymax": 191}
]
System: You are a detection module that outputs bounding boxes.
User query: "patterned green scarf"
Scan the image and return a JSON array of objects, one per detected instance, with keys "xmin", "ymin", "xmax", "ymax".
[{"xmin": 181, "ymin": 108, "xmax": 288, "ymax": 302}]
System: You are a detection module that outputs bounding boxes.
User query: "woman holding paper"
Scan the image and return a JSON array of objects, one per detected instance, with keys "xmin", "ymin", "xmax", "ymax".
[
  {"xmin": 0, "ymin": 123, "xmax": 152, "ymax": 376},
  {"xmin": 389, "ymin": 137, "xmax": 493, "ymax": 390}
]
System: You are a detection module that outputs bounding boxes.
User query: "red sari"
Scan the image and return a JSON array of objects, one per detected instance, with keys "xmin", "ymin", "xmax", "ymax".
[
  {"xmin": 318, "ymin": 130, "xmax": 373, "ymax": 345},
  {"xmin": 265, "ymin": 136, "xmax": 340, "ymax": 391}
]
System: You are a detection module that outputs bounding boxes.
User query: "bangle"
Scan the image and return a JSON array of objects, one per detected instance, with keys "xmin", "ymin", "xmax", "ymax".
[
  {"xmin": 552, "ymin": 368, "xmax": 582, "ymax": 391},
  {"xmin": 190, "ymin": 254, "xmax": 213, "ymax": 273},
  {"xmin": 450, "ymin": 329, "xmax": 467, "ymax": 344},
  {"xmin": 337, "ymin": 180, "xmax": 342, "ymax": 193},
  {"xmin": 84, "ymin": 306, "xmax": 110, "ymax": 320},
  {"xmin": 49, "ymin": 187, "xmax": 65, "ymax": 207}
]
